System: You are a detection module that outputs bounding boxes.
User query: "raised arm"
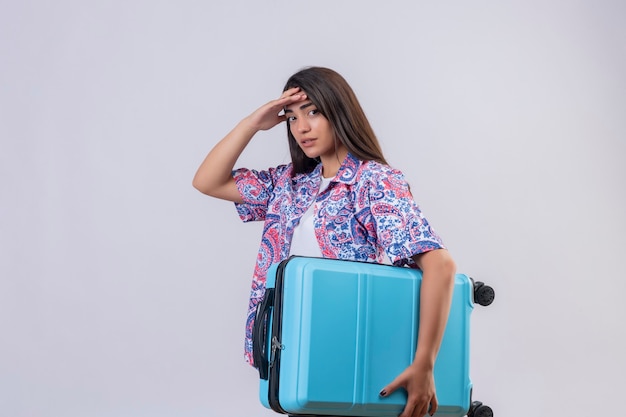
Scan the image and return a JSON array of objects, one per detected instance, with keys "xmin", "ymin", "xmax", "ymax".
[{"xmin": 192, "ymin": 87, "xmax": 307, "ymax": 202}]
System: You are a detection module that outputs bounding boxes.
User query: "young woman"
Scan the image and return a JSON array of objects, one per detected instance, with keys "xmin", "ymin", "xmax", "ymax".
[{"xmin": 193, "ymin": 67, "xmax": 456, "ymax": 417}]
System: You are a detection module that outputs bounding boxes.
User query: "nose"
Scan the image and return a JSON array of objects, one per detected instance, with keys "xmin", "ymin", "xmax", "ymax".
[{"xmin": 295, "ymin": 118, "xmax": 311, "ymax": 133}]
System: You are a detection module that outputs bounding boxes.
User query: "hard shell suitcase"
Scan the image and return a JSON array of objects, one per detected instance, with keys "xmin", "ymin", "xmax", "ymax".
[{"xmin": 252, "ymin": 256, "xmax": 494, "ymax": 417}]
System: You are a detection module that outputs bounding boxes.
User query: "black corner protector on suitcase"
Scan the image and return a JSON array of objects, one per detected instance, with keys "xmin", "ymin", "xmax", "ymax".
[{"xmin": 252, "ymin": 288, "xmax": 275, "ymax": 380}]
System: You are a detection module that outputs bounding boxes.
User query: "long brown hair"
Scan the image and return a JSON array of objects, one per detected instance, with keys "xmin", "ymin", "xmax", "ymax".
[{"xmin": 283, "ymin": 67, "xmax": 388, "ymax": 175}]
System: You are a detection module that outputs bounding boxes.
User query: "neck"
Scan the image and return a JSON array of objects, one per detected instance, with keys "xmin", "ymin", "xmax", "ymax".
[{"xmin": 320, "ymin": 147, "xmax": 348, "ymax": 178}]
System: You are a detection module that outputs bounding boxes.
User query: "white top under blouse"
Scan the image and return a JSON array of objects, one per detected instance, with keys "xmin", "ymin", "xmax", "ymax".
[{"xmin": 288, "ymin": 176, "xmax": 333, "ymax": 257}]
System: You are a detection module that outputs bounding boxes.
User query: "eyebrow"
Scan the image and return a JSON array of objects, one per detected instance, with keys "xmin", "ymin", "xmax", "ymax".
[{"xmin": 284, "ymin": 101, "xmax": 315, "ymax": 113}]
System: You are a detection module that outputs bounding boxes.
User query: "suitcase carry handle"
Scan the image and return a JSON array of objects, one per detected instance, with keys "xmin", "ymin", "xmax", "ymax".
[{"xmin": 252, "ymin": 288, "xmax": 274, "ymax": 380}]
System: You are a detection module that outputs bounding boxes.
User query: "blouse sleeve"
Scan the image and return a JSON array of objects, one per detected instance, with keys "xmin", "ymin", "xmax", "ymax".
[
  {"xmin": 369, "ymin": 167, "xmax": 445, "ymax": 267},
  {"xmin": 232, "ymin": 165, "xmax": 286, "ymax": 222}
]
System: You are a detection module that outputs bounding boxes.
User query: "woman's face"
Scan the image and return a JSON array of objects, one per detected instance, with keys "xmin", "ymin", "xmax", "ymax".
[{"xmin": 284, "ymin": 96, "xmax": 339, "ymax": 161}]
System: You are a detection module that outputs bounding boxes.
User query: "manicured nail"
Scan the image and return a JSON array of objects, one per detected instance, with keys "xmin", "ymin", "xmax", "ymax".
[{"xmin": 379, "ymin": 389, "xmax": 387, "ymax": 397}]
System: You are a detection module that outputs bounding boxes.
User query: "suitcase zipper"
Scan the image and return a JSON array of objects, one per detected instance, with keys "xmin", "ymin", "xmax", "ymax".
[
  {"xmin": 270, "ymin": 335, "xmax": 284, "ymax": 363},
  {"xmin": 268, "ymin": 258, "xmax": 289, "ymax": 414}
]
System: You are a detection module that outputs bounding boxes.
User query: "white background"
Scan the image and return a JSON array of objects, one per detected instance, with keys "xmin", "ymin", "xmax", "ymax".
[{"xmin": 1, "ymin": 1, "xmax": 625, "ymax": 416}]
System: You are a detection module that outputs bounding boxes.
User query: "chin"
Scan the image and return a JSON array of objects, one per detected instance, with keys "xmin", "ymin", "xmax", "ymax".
[{"xmin": 301, "ymin": 149, "xmax": 321, "ymax": 159}]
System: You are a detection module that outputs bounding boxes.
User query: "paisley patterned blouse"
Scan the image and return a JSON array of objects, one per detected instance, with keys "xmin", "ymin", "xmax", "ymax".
[{"xmin": 233, "ymin": 152, "xmax": 445, "ymax": 365}]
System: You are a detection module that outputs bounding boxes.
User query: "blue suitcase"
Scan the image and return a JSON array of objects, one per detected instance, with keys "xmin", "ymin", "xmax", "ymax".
[{"xmin": 252, "ymin": 256, "xmax": 493, "ymax": 417}]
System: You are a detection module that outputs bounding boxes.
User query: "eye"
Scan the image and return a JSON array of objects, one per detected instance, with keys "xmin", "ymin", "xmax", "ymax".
[
  {"xmin": 308, "ymin": 109, "xmax": 319, "ymax": 116},
  {"xmin": 287, "ymin": 115, "xmax": 296, "ymax": 123}
]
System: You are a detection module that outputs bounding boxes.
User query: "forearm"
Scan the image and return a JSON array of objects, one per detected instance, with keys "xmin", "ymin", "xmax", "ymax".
[
  {"xmin": 412, "ymin": 249, "xmax": 456, "ymax": 370},
  {"xmin": 192, "ymin": 88, "xmax": 306, "ymax": 200},
  {"xmin": 192, "ymin": 117, "xmax": 258, "ymax": 200}
]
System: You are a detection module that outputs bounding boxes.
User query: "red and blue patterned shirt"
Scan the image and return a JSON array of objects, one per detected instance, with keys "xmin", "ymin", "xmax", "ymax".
[{"xmin": 233, "ymin": 152, "xmax": 445, "ymax": 364}]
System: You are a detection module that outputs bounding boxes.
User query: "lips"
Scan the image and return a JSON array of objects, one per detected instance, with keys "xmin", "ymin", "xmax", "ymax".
[{"xmin": 299, "ymin": 138, "xmax": 317, "ymax": 147}]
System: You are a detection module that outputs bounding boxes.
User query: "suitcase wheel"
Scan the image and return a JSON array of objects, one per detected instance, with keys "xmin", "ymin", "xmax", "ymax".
[
  {"xmin": 473, "ymin": 281, "xmax": 495, "ymax": 306},
  {"xmin": 467, "ymin": 400, "xmax": 493, "ymax": 417}
]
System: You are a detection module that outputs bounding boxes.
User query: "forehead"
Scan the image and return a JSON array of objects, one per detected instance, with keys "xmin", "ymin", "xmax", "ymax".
[{"xmin": 284, "ymin": 100, "xmax": 315, "ymax": 112}]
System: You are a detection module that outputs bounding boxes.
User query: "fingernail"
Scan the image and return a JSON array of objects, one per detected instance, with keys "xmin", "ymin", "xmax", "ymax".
[{"xmin": 379, "ymin": 389, "xmax": 387, "ymax": 397}]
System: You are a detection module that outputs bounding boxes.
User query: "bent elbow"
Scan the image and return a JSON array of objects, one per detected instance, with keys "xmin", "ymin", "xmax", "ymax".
[
  {"xmin": 191, "ymin": 175, "xmax": 242, "ymax": 203},
  {"xmin": 192, "ymin": 176, "xmax": 209, "ymax": 195},
  {"xmin": 192, "ymin": 173, "xmax": 220, "ymax": 197}
]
